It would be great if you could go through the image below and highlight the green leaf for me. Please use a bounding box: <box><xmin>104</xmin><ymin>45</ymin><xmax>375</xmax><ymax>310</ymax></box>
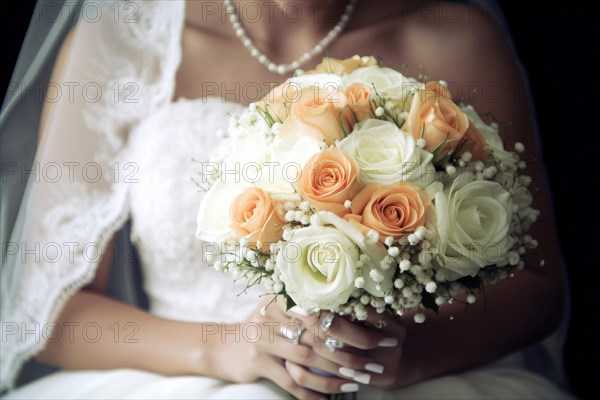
<box><xmin>421</xmin><ymin>292</ymin><xmax>439</xmax><ymax>314</ymax></box>
<box><xmin>278</xmin><ymin>286</ymin><xmax>296</xmax><ymax>311</ymax></box>
<box><xmin>457</xmin><ymin>276</ymin><xmax>482</xmax><ymax>290</ymax></box>
<box><xmin>284</xmin><ymin>294</ymin><xmax>296</xmax><ymax>311</ymax></box>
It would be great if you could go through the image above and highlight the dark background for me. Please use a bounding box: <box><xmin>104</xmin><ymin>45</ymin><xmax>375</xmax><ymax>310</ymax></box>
<box><xmin>498</xmin><ymin>3</ymin><xmax>599</xmax><ymax>399</ymax></box>
<box><xmin>2</xmin><ymin>1</ymin><xmax>599</xmax><ymax>399</ymax></box>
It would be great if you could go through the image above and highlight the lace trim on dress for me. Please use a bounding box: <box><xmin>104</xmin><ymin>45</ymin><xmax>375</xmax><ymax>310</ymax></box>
<box><xmin>0</xmin><ymin>1</ymin><xmax>185</xmax><ymax>391</ymax></box>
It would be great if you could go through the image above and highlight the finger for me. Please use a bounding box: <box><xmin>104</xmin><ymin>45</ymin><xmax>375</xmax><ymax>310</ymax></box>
<box><xmin>266</xmin><ymin>333</ymin><xmax>354</xmax><ymax>379</ymax></box>
<box><xmin>310</xmin><ymin>338</ymin><xmax>385</xmax><ymax>376</ymax></box>
<box><xmin>285</xmin><ymin>360</ymin><xmax>360</xmax><ymax>395</ymax></box>
<box><xmin>287</xmin><ymin>330</ymin><xmax>383</xmax><ymax>383</ymax></box>
<box><xmin>285</xmin><ymin>306</ymin><xmax>321</xmax><ymax>330</ymax></box>
<box><xmin>264</xmin><ymin>359</ymin><xmax>326</xmax><ymax>400</ymax></box>
<box><xmin>273</xmin><ymin>322</ymin><xmax>383</xmax><ymax>382</ymax></box>
<box><xmin>363</xmin><ymin>307</ymin><xmax>392</xmax><ymax>327</ymax></box>
<box><xmin>362</xmin><ymin>307</ymin><xmax>405</xmax><ymax>334</ymax></box>
<box><xmin>285</xmin><ymin>306</ymin><xmax>388</xmax><ymax>350</ymax></box>
<box><xmin>368</xmin><ymin>369</ymin><xmax>398</xmax><ymax>387</ymax></box>
<box><xmin>317</xmin><ymin>312</ymin><xmax>399</xmax><ymax>350</ymax></box>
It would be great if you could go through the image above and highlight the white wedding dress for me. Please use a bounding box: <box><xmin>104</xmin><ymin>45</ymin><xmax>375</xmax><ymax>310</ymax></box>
<box><xmin>6</xmin><ymin>95</ymin><xmax>571</xmax><ymax>400</ymax></box>
<box><xmin>2</xmin><ymin>1</ymin><xmax>572</xmax><ymax>399</ymax></box>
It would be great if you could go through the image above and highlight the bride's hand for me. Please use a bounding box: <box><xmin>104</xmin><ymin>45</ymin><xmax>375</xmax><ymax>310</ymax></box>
<box><xmin>207</xmin><ymin>298</ymin><xmax>405</xmax><ymax>398</ymax></box>
<box><xmin>208</xmin><ymin>297</ymin><xmax>356</xmax><ymax>399</ymax></box>
<box><xmin>286</xmin><ymin>306</ymin><xmax>406</xmax><ymax>389</ymax></box>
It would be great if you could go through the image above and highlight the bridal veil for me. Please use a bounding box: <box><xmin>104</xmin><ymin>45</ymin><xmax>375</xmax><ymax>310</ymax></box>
<box><xmin>0</xmin><ymin>0</ymin><xmax>185</xmax><ymax>390</ymax></box>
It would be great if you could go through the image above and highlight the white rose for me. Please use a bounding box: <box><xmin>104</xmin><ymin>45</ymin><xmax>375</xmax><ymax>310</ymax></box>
<box><xmin>256</xmin><ymin>130</ymin><xmax>322</xmax><ymax>201</ymax></box>
<box><xmin>313</xmin><ymin>211</ymin><xmax>393</xmax><ymax>297</ymax></box>
<box><xmin>460</xmin><ymin>105</ymin><xmax>518</xmax><ymax>170</ymax></box>
<box><xmin>196</xmin><ymin>180</ymin><xmax>247</xmax><ymax>243</ymax></box>
<box><xmin>219</xmin><ymin>130</ymin><xmax>271</xmax><ymax>178</ymax></box>
<box><xmin>287</xmin><ymin>73</ymin><xmax>343</xmax><ymax>92</ymax></box>
<box><xmin>277</xmin><ymin>211</ymin><xmax>393</xmax><ymax>310</ymax></box>
<box><xmin>342</xmin><ymin>66</ymin><xmax>421</xmax><ymax>100</ymax></box>
<box><xmin>277</xmin><ymin>225</ymin><xmax>360</xmax><ymax>311</ymax></box>
<box><xmin>430</xmin><ymin>172</ymin><xmax>513</xmax><ymax>279</ymax></box>
<box><xmin>338</xmin><ymin>119</ymin><xmax>435</xmax><ymax>188</ymax></box>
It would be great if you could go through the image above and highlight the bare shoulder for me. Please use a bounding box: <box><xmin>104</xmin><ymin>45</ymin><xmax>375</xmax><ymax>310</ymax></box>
<box><xmin>390</xmin><ymin>3</ymin><xmax>564</xmax><ymax>289</ymax></box>
<box><xmin>395</xmin><ymin>2</ymin><xmax>522</xmax><ymax>109</ymax></box>
<box><xmin>344</xmin><ymin>1</ymin><xmax>523</xmax><ymax>115</ymax></box>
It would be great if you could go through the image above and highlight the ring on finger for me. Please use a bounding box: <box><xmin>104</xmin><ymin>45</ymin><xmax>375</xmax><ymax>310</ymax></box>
<box><xmin>325</xmin><ymin>337</ymin><xmax>344</xmax><ymax>353</ymax></box>
<box><xmin>280</xmin><ymin>321</ymin><xmax>304</xmax><ymax>345</ymax></box>
<box><xmin>291</xmin><ymin>325</ymin><xmax>304</xmax><ymax>344</ymax></box>
<box><xmin>321</xmin><ymin>313</ymin><xmax>335</xmax><ymax>333</ymax></box>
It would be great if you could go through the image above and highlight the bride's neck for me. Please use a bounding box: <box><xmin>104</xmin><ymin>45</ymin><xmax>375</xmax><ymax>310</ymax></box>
<box><xmin>236</xmin><ymin>0</ymin><xmax>348</xmax><ymax>41</ymax></box>
<box><xmin>186</xmin><ymin>0</ymin><xmax>349</xmax><ymax>61</ymax></box>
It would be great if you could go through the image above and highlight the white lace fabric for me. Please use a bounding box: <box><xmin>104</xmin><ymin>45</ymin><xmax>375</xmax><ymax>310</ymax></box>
<box><xmin>127</xmin><ymin>97</ymin><xmax>263</xmax><ymax>324</ymax></box>
<box><xmin>0</xmin><ymin>1</ymin><xmax>185</xmax><ymax>390</ymax></box>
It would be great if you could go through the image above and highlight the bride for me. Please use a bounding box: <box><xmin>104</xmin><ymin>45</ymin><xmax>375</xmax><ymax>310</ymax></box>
<box><xmin>1</xmin><ymin>0</ymin><xmax>572</xmax><ymax>398</ymax></box>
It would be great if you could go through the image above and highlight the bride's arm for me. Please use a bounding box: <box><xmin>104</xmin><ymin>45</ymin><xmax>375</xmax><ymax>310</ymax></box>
<box><xmin>33</xmin><ymin>243</ymin><xmax>337</xmax><ymax>400</ymax></box>
<box><xmin>35</xmin><ymin>268</ymin><xmax>207</xmax><ymax>376</ymax></box>
<box><xmin>33</xmin><ymin>235</ymin><xmax>206</xmax><ymax>375</ymax></box>
<box><xmin>395</xmin><ymin>266</ymin><xmax>564</xmax><ymax>386</ymax></box>
<box><xmin>385</xmin><ymin>16</ymin><xmax>566</xmax><ymax>387</ymax></box>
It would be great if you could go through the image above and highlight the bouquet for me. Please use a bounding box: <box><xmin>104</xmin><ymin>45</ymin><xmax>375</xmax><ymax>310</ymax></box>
<box><xmin>195</xmin><ymin>55</ymin><xmax>541</xmax><ymax>322</ymax></box>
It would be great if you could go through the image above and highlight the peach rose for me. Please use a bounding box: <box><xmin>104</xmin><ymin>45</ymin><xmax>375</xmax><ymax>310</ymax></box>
<box><xmin>279</xmin><ymin>86</ymin><xmax>356</xmax><ymax>146</ymax></box>
<box><xmin>229</xmin><ymin>187</ymin><xmax>284</xmax><ymax>250</ymax></box>
<box><xmin>424</xmin><ymin>80</ymin><xmax>452</xmax><ymax>100</ymax></box>
<box><xmin>307</xmin><ymin>55</ymin><xmax>379</xmax><ymax>76</ymax></box>
<box><xmin>295</xmin><ymin>147</ymin><xmax>362</xmax><ymax>216</ymax></box>
<box><xmin>402</xmin><ymin>81</ymin><xmax>469</xmax><ymax>160</ymax></box>
<box><xmin>457</xmin><ymin>122</ymin><xmax>488</xmax><ymax>161</ymax></box>
<box><xmin>257</xmin><ymin>83</ymin><xmax>299</xmax><ymax>122</ymax></box>
<box><xmin>345</xmin><ymin>83</ymin><xmax>375</xmax><ymax>122</ymax></box>
<box><xmin>345</xmin><ymin>182</ymin><xmax>430</xmax><ymax>241</ymax></box>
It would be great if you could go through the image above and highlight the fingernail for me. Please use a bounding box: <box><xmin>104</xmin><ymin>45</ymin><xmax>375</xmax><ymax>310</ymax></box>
<box><xmin>341</xmin><ymin>383</ymin><xmax>359</xmax><ymax>392</ymax></box>
<box><xmin>365</xmin><ymin>363</ymin><xmax>385</xmax><ymax>374</ymax></box>
<box><xmin>338</xmin><ymin>367</ymin><xmax>355</xmax><ymax>378</ymax></box>
<box><xmin>353</xmin><ymin>372</ymin><xmax>371</xmax><ymax>384</ymax></box>
<box><xmin>378</xmin><ymin>337</ymin><xmax>398</xmax><ymax>347</ymax></box>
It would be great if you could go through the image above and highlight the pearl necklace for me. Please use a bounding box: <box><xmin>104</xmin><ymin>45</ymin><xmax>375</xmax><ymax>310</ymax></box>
<box><xmin>223</xmin><ymin>0</ymin><xmax>358</xmax><ymax>76</ymax></box>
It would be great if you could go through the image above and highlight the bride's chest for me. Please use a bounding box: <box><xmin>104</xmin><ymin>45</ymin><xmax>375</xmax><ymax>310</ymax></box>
<box><xmin>126</xmin><ymin>99</ymin><xmax>243</xmax><ymax>265</ymax></box>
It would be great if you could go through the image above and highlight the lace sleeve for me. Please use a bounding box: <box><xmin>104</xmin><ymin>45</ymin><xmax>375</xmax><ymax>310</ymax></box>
<box><xmin>0</xmin><ymin>0</ymin><xmax>184</xmax><ymax>390</ymax></box>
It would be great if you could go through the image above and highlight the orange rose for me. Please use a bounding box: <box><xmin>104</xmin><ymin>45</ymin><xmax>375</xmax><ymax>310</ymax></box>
<box><xmin>257</xmin><ymin>83</ymin><xmax>299</xmax><ymax>122</ymax></box>
<box><xmin>402</xmin><ymin>81</ymin><xmax>469</xmax><ymax>160</ymax></box>
<box><xmin>229</xmin><ymin>187</ymin><xmax>284</xmax><ymax>251</ymax></box>
<box><xmin>345</xmin><ymin>83</ymin><xmax>375</xmax><ymax>122</ymax></box>
<box><xmin>279</xmin><ymin>86</ymin><xmax>356</xmax><ymax>146</ymax></box>
<box><xmin>457</xmin><ymin>122</ymin><xmax>488</xmax><ymax>161</ymax></box>
<box><xmin>424</xmin><ymin>80</ymin><xmax>453</xmax><ymax>100</ymax></box>
<box><xmin>345</xmin><ymin>182</ymin><xmax>430</xmax><ymax>241</ymax></box>
<box><xmin>307</xmin><ymin>55</ymin><xmax>379</xmax><ymax>76</ymax></box>
<box><xmin>295</xmin><ymin>147</ymin><xmax>362</xmax><ymax>216</ymax></box>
